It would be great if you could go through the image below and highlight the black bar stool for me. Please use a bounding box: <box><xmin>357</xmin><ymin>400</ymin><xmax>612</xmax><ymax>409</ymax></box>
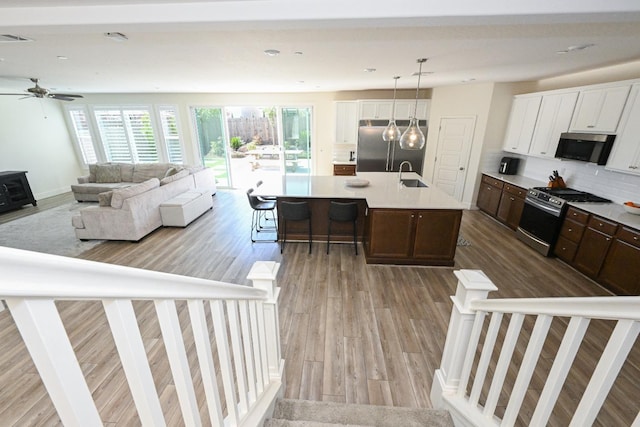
<box><xmin>327</xmin><ymin>201</ymin><xmax>358</xmax><ymax>255</ymax></box>
<box><xmin>279</xmin><ymin>201</ymin><xmax>312</xmax><ymax>254</ymax></box>
<box><xmin>246</xmin><ymin>188</ymin><xmax>277</xmax><ymax>242</ymax></box>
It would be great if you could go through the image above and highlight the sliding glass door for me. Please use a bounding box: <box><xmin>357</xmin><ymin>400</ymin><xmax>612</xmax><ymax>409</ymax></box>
<box><xmin>191</xmin><ymin>105</ymin><xmax>312</xmax><ymax>189</ymax></box>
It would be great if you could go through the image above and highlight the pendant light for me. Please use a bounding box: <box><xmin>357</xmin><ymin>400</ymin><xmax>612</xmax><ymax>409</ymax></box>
<box><xmin>399</xmin><ymin>58</ymin><xmax>427</xmax><ymax>150</ymax></box>
<box><xmin>382</xmin><ymin>76</ymin><xmax>401</xmax><ymax>143</ymax></box>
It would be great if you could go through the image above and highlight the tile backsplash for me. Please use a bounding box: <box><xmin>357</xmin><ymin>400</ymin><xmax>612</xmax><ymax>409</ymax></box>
<box><xmin>517</xmin><ymin>155</ymin><xmax>640</xmax><ymax>204</ymax></box>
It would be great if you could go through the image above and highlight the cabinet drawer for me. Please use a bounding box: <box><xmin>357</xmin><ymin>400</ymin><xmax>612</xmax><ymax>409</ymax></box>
<box><xmin>616</xmin><ymin>227</ymin><xmax>640</xmax><ymax>248</ymax></box>
<box><xmin>560</xmin><ymin>219</ymin><xmax>586</xmax><ymax>243</ymax></box>
<box><xmin>555</xmin><ymin>236</ymin><xmax>579</xmax><ymax>263</ymax></box>
<box><xmin>481</xmin><ymin>175</ymin><xmax>504</xmax><ymax>189</ymax></box>
<box><xmin>587</xmin><ymin>216</ymin><xmax>618</xmax><ymax>236</ymax></box>
<box><xmin>565</xmin><ymin>207</ymin><xmax>589</xmax><ymax>225</ymax></box>
<box><xmin>503</xmin><ymin>184</ymin><xmax>526</xmax><ymax>199</ymax></box>
<box><xmin>333</xmin><ymin>164</ymin><xmax>356</xmax><ymax>176</ymax></box>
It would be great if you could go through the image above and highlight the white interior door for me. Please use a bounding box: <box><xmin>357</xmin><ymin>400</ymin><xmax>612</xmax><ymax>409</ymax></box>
<box><xmin>433</xmin><ymin>116</ymin><xmax>476</xmax><ymax>200</ymax></box>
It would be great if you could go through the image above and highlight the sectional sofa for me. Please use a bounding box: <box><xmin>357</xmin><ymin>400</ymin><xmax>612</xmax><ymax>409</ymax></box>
<box><xmin>71</xmin><ymin>163</ymin><xmax>216</xmax><ymax>241</ymax></box>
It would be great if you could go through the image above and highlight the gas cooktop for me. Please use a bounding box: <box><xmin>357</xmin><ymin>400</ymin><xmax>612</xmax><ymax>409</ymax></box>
<box><xmin>532</xmin><ymin>187</ymin><xmax>611</xmax><ymax>203</ymax></box>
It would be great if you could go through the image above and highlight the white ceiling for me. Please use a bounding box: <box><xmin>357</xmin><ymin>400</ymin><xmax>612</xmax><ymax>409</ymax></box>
<box><xmin>1</xmin><ymin>0</ymin><xmax>640</xmax><ymax>95</ymax></box>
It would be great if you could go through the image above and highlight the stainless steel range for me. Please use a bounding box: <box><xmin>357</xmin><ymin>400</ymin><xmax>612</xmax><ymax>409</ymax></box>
<box><xmin>516</xmin><ymin>187</ymin><xmax>611</xmax><ymax>256</ymax></box>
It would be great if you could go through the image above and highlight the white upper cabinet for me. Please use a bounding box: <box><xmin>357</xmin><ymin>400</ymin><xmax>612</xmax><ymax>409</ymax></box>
<box><xmin>359</xmin><ymin>101</ymin><xmax>393</xmax><ymax>119</ymax></box>
<box><xmin>335</xmin><ymin>101</ymin><xmax>358</xmax><ymax>145</ymax></box>
<box><xmin>502</xmin><ymin>95</ymin><xmax>542</xmax><ymax>154</ymax></box>
<box><xmin>569</xmin><ymin>85</ymin><xmax>631</xmax><ymax>133</ymax></box>
<box><xmin>528</xmin><ymin>92</ymin><xmax>579</xmax><ymax>158</ymax></box>
<box><xmin>359</xmin><ymin>100</ymin><xmax>430</xmax><ymax>120</ymax></box>
<box><xmin>606</xmin><ymin>83</ymin><xmax>640</xmax><ymax>175</ymax></box>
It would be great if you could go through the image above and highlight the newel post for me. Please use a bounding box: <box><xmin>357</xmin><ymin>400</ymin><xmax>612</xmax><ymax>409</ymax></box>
<box><xmin>431</xmin><ymin>269</ymin><xmax>497</xmax><ymax>408</ymax></box>
<box><xmin>247</xmin><ymin>261</ymin><xmax>284</xmax><ymax>380</ymax></box>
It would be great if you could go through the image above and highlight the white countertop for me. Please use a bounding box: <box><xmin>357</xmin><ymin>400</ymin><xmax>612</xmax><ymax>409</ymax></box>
<box><xmin>253</xmin><ymin>172</ymin><xmax>465</xmax><ymax>210</ymax></box>
<box><xmin>482</xmin><ymin>171</ymin><xmax>640</xmax><ymax>230</ymax></box>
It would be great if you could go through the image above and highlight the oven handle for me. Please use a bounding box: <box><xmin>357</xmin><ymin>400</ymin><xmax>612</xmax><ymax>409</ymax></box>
<box><xmin>524</xmin><ymin>197</ymin><xmax>563</xmax><ymax>217</ymax></box>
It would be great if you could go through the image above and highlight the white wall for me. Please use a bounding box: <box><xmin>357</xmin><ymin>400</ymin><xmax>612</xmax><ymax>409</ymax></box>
<box><xmin>0</xmin><ymin>97</ymin><xmax>84</xmax><ymax>199</ymax></box>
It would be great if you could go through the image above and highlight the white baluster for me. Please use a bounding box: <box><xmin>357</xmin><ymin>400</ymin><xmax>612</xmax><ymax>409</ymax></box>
<box><xmin>211</xmin><ymin>300</ymin><xmax>239</xmax><ymax>425</ymax></box>
<box><xmin>239</xmin><ymin>300</ymin><xmax>258</xmax><ymax>404</ymax></box>
<box><xmin>103</xmin><ymin>299</ymin><xmax>166</xmax><ymax>426</ymax></box>
<box><xmin>469</xmin><ymin>312</ymin><xmax>503</xmax><ymax>407</ymax></box>
<box><xmin>431</xmin><ymin>270</ymin><xmax>497</xmax><ymax>408</ymax></box>
<box><xmin>7</xmin><ymin>298</ymin><xmax>102</xmax><ymax>427</ymax></box>
<box><xmin>227</xmin><ymin>300</ymin><xmax>249</xmax><ymax>416</ymax></box>
<box><xmin>249</xmin><ymin>300</ymin><xmax>266</xmax><ymax>392</ymax></box>
<box><xmin>155</xmin><ymin>300</ymin><xmax>201</xmax><ymax>427</ymax></box>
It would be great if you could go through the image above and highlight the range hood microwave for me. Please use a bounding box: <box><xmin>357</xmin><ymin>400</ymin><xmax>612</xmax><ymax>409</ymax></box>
<box><xmin>554</xmin><ymin>132</ymin><xmax>616</xmax><ymax>165</ymax></box>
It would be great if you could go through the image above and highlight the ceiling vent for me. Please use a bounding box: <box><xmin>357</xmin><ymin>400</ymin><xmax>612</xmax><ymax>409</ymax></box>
<box><xmin>0</xmin><ymin>34</ymin><xmax>33</xmax><ymax>43</ymax></box>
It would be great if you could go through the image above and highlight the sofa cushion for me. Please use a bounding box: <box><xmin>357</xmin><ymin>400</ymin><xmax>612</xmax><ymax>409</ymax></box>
<box><xmin>111</xmin><ymin>178</ymin><xmax>160</xmax><ymax>209</ymax></box>
<box><xmin>119</xmin><ymin>163</ymin><xmax>135</xmax><ymax>182</ymax></box>
<box><xmin>132</xmin><ymin>164</ymin><xmax>172</xmax><ymax>183</ymax></box>
<box><xmin>88</xmin><ymin>164</ymin><xmax>98</xmax><ymax>183</ymax></box>
<box><xmin>96</xmin><ymin>164</ymin><xmax>122</xmax><ymax>183</ymax></box>
<box><xmin>160</xmin><ymin>169</ymin><xmax>189</xmax><ymax>186</ymax></box>
<box><xmin>98</xmin><ymin>191</ymin><xmax>113</xmax><ymax>207</ymax></box>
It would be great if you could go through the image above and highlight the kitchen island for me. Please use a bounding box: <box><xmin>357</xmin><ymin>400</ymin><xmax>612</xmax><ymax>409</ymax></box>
<box><xmin>253</xmin><ymin>172</ymin><xmax>465</xmax><ymax>266</ymax></box>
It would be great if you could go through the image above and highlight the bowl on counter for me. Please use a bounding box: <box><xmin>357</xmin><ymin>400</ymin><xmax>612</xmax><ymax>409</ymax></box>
<box><xmin>345</xmin><ymin>178</ymin><xmax>369</xmax><ymax>188</ymax></box>
<box><xmin>623</xmin><ymin>203</ymin><xmax>640</xmax><ymax>215</ymax></box>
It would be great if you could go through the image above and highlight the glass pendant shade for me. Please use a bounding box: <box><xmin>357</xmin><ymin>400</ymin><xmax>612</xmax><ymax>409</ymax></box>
<box><xmin>382</xmin><ymin>75</ymin><xmax>401</xmax><ymax>142</ymax></box>
<box><xmin>400</xmin><ymin>58</ymin><xmax>427</xmax><ymax>150</ymax></box>
<box><xmin>382</xmin><ymin>120</ymin><xmax>401</xmax><ymax>142</ymax></box>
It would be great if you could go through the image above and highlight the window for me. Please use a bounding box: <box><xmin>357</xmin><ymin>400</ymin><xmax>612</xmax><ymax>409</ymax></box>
<box><xmin>66</xmin><ymin>105</ymin><xmax>185</xmax><ymax>165</ymax></box>
<box><xmin>158</xmin><ymin>106</ymin><xmax>183</xmax><ymax>163</ymax></box>
<box><xmin>94</xmin><ymin>108</ymin><xmax>159</xmax><ymax>163</ymax></box>
<box><xmin>67</xmin><ymin>108</ymin><xmax>98</xmax><ymax>164</ymax></box>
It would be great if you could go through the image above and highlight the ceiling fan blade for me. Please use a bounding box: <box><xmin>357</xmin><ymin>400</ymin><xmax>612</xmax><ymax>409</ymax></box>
<box><xmin>0</xmin><ymin>93</ymin><xmax>27</xmax><ymax>96</ymax></box>
<box><xmin>48</xmin><ymin>95</ymin><xmax>77</xmax><ymax>101</ymax></box>
<box><xmin>50</xmin><ymin>93</ymin><xmax>83</xmax><ymax>100</ymax></box>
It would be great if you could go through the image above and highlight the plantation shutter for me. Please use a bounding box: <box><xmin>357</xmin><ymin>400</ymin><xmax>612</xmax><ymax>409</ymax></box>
<box><xmin>94</xmin><ymin>108</ymin><xmax>159</xmax><ymax>163</ymax></box>
<box><xmin>68</xmin><ymin>108</ymin><xmax>98</xmax><ymax>164</ymax></box>
<box><xmin>123</xmin><ymin>109</ymin><xmax>159</xmax><ymax>163</ymax></box>
<box><xmin>94</xmin><ymin>110</ymin><xmax>133</xmax><ymax>162</ymax></box>
<box><xmin>158</xmin><ymin>107</ymin><xmax>183</xmax><ymax>163</ymax></box>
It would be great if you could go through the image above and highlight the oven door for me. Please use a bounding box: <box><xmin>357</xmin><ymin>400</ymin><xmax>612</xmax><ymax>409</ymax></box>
<box><xmin>516</xmin><ymin>197</ymin><xmax>564</xmax><ymax>256</ymax></box>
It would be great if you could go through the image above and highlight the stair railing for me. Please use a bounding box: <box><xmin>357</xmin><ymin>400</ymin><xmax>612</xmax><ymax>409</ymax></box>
<box><xmin>431</xmin><ymin>269</ymin><xmax>640</xmax><ymax>427</ymax></box>
<box><xmin>0</xmin><ymin>246</ymin><xmax>284</xmax><ymax>427</ymax></box>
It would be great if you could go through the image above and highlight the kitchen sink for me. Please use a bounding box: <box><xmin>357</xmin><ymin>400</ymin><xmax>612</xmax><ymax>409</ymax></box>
<box><xmin>400</xmin><ymin>179</ymin><xmax>428</xmax><ymax>188</ymax></box>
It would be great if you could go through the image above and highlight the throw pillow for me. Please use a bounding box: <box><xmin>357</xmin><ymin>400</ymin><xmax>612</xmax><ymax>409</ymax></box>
<box><xmin>132</xmin><ymin>164</ymin><xmax>173</xmax><ymax>183</ymax></box>
<box><xmin>164</xmin><ymin>166</ymin><xmax>178</xmax><ymax>178</ymax></box>
<box><xmin>96</xmin><ymin>164</ymin><xmax>122</xmax><ymax>183</ymax></box>
<box><xmin>98</xmin><ymin>191</ymin><xmax>113</xmax><ymax>207</ymax></box>
<box><xmin>160</xmin><ymin>169</ymin><xmax>189</xmax><ymax>185</ymax></box>
<box><xmin>110</xmin><ymin>178</ymin><xmax>160</xmax><ymax>209</ymax></box>
<box><xmin>119</xmin><ymin>163</ymin><xmax>135</xmax><ymax>182</ymax></box>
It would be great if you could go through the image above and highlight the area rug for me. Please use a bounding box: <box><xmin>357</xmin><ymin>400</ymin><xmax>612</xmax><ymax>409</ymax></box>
<box><xmin>0</xmin><ymin>203</ymin><xmax>103</xmax><ymax>258</ymax></box>
<box><xmin>457</xmin><ymin>236</ymin><xmax>471</xmax><ymax>246</ymax></box>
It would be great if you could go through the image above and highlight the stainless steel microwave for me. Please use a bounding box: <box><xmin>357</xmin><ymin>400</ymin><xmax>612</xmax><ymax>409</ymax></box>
<box><xmin>554</xmin><ymin>132</ymin><xmax>616</xmax><ymax>165</ymax></box>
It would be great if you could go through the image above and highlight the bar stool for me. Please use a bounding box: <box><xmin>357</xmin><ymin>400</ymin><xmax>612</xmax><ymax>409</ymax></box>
<box><xmin>256</xmin><ymin>180</ymin><xmax>277</xmax><ymax>201</ymax></box>
<box><xmin>327</xmin><ymin>201</ymin><xmax>358</xmax><ymax>255</ymax></box>
<box><xmin>279</xmin><ymin>201</ymin><xmax>312</xmax><ymax>254</ymax></box>
<box><xmin>246</xmin><ymin>188</ymin><xmax>277</xmax><ymax>242</ymax></box>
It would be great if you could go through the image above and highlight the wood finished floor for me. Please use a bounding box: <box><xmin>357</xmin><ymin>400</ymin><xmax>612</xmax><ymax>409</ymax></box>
<box><xmin>0</xmin><ymin>190</ymin><xmax>637</xmax><ymax>426</ymax></box>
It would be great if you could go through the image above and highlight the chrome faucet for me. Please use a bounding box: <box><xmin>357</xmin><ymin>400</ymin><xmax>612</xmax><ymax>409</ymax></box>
<box><xmin>398</xmin><ymin>161</ymin><xmax>413</xmax><ymax>182</ymax></box>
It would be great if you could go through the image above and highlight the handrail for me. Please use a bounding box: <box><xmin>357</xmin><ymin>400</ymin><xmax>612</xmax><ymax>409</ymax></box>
<box><xmin>471</xmin><ymin>296</ymin><xmax>640</xmax><ymax>321</ymax></box>
<box><xmin>0</xmin><ymin>246</ymin><xmax>268</xmax><ymax>300</ymax></box>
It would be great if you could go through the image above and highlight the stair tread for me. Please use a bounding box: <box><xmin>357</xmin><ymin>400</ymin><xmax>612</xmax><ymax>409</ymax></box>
<box><xmin>271</xmin><ymin>399</ymin><xmax>454</xmax><ymax>427</ymax></box>
<box><xmin>265</xmin><ymin>420</ymin><xmax>373</xmax><ymax>427</ymax></box>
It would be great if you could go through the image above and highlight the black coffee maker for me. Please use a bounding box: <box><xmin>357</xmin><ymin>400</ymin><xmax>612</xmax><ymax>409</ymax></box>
<box><xmin>499</xmin><ymin>157</ymin><xmax>519</xmax><ymax>175</ymax></box>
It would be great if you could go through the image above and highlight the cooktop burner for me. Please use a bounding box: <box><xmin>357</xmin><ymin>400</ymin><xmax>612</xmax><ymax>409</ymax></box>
<box><xmin>532</xmin><ymin>187</ymin><xmax>611</xmax><ymax>203</ymax></box>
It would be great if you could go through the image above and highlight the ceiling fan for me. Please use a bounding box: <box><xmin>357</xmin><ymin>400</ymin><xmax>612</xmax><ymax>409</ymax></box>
<box><xmin>0</xmin><ymin>78</ymin><xmax>83</xmax><ymax>101</ymax></box>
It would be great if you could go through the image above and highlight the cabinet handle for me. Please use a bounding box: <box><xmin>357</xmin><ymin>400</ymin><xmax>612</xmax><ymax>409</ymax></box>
<box><xmin>419</xmin><ymin>215</ymin><xmax>423</xmax><ymax>219</ymax></box>
<box><xmin>510</xmin><ymin>197</ymin><xmax>515</xmax><ymax>201</ymax></box>
<box><xmin>511</xmin><ymin>147</ymin><xmax>517</xmax><ymax>150</ymax></box>
<box><xmin>572</xmin><ymin>213</ymin><xmax>578</xmax><ymax>216</ymax></box>
<box><xmin>411</xmin><ymin>214</ymin><xmax>415</xmax><ymax>218</ymax></box>
<box><xmin>599</xmin><ymin>222</ymin><xmax>603</xmax><ymax>227</ymax></box>
<box><xmin>634</xmin><ymin>236</ymin><xmax>638</xmax><ymax>241</ymax></box>
<box><xmin>587</xmin><ymin>125</ymin><xmax>595</xmax><ymax>128</ymax></box>
<box><xmin>630</xmin><ymin>166</ymin><xmax>638</xmax><ymax>169</ymax></box>
<box><xmin>459</xmin><ymin>167</ymin><xmax>464</xmax><ymax>171</ymax></box>
<box><xmin>606</xmin><ymin>237</ymin><xmax>611</xmax><ymax>241</ymax></box>
<box><xmin>541</xmin><ymin>151</ymin><xmax>546</xmax><ymax>154</ymax></box>
<box><xmin>568</xmin><ymin>228</ymin><xmax>573</xmax><ymax>232</ymax></box>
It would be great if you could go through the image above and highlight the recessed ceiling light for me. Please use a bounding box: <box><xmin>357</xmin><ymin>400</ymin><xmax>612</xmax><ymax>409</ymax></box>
<box><xmin>104</xmin><ymin>32</ymin><xmax>128</xmax><ymax>42</ymax></box>
<box><xmin>264</xmin><ymin>49</ymin><xmax>280</xmax><ymax>57</ymax></box>
<box><xmin>461</xmin><ymin>78</ymin><xmax>476</xmax><ymax>83</ymax></box>
<box><xmin>364</xmin><ymin>68</ymin><xmax>376</xmax><ymax>73</ymax></box>
<box><xmin>57</xmin><ymin>56</ymin><xmax>68</xmax><ymax>60</ymax></box>
<box><xmin>293</xmin><ymin>51</ymin><xmax>303</xmax><ymax>55</ymax></box>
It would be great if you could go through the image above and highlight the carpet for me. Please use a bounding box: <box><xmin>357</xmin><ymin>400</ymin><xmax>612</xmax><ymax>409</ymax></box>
<box><xmin>0</xmin><ymin>203</ymin><xmax>103</xmax><ymax>258</ymax></box>
<box><xmin>457</xmin><ymin>235</ymin><xmax>471</xmax><ymax>246</ymax></box>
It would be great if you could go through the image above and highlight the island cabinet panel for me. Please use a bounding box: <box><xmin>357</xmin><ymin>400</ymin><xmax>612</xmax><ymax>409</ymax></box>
<box><xmin>598</xmin><ymin>227</ymin><xmax>640</xmax><ymax>295</ymax></box>
<box><xmin>333</xmin><ymin>164</ymin><xmax>356</xmax><ymax>176</ymax></box>
<box><xmin>476</xmin><ymin>175</ymin><xmax>504</xmax><ymax>216</ymax></box>
<box><xmin>365</xmin><ymin>208</ymin><xmax>462</xmax><ymax>266</ymax></box>
<box><xmin>572</xmin><ymin>215</ymin><xmax>617</xmax><ymax>279</ymax></box>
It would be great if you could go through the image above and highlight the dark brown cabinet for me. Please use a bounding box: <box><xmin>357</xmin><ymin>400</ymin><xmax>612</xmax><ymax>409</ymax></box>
<box><xmin>598</xmin><ymin>228</ymin><xmax>640</xmax><ymax>295</ymax></box>
<box><xmin>333</xmin><ymin>164</ymin><xmax>356</xmax><ymax>176</ymax></box>
<box><xmin>365</xmin><ymin>208</ymin><xmax>462</xmax><ymax>266</ymax></box>
<box><xmin>0</xmin><ymin>171</ymin><xmax>36</xmax><ymax>213</ymax></box>
<box><xmin>476</xmin><ymin>175</ymin><xmax>503</xmax><ymax>216</ymax></box>
<box><xmin>555</xmin><ymin>207</ymin><xmax>640</xmax><ymax>295</ymax></box>
<box><xmin>496</xmin><ymin>183</ymin><xmax>526</xmax><ymax>230</ymax></box>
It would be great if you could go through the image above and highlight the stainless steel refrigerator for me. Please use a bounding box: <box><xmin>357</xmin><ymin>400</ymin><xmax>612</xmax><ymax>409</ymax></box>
<box><xmin>356</xmin><ymin>120</ymin><xmax>427</xmax><ymax>174</ymax></box>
